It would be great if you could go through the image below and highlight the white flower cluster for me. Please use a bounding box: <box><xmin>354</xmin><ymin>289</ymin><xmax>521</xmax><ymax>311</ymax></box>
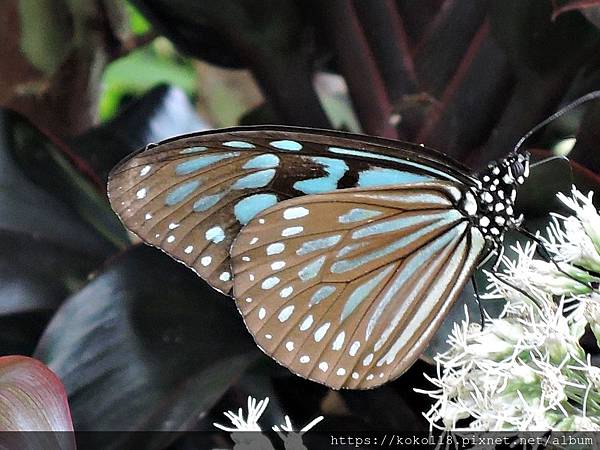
<box><xmin>213</xmin><ymin>396</ymin><xmax>324</xmax><ymax>450</ymax></box>
<box><xmin>418</xmin><ymin>187</ymin><xmax>600</xmax><ymax>432</ymax></box>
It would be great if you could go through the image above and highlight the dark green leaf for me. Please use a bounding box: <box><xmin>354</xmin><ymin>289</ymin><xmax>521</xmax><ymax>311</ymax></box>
<box><xmin>72</xmin><ymin>85</ymin><xmax>208</xmax><ymax>182</ymax></box>
<box><xmin>35</xmin><ymin>246</ymin><xmax>259</xmax><ymax>449</ymax></box>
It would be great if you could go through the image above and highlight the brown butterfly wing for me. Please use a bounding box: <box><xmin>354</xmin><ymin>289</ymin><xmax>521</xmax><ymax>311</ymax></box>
<box><xmin>108</xmin><ymin>127</ymin><xmax>475</xmax><ymax>294</ymax></box>
<box><xmin>231</xmin><ymin>182</ymin><xmax>485</xmax><ymax>389</ymax></box>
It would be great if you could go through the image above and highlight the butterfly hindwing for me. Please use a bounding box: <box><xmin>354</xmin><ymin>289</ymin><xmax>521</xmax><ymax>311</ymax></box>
<box><xmin>231</xmin><ymin>182</ymin><xmax>485</xmax><ymax>389</ymax></box>
<box><xmin>107</xmin><ymin>127</ymin><xmax>477</xmax><ymax>294</ymax></box>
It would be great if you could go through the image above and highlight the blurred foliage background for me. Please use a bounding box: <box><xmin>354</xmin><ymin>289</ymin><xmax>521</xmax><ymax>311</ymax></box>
<box><xmin>3</xmin><ymin>0</ymin><xmax>600</xmax><ymax>448</ymax></box>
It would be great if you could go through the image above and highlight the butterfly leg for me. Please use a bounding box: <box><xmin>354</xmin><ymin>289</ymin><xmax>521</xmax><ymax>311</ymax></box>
<box><xmin>516</xmin><ymin>226</ymin><xmax>595</xmax><ymax>292</ymax></box>
<box><xmin>471</xmin><ymin>276</ymin><xmax>486</xmax><ymax>330</ymax></box>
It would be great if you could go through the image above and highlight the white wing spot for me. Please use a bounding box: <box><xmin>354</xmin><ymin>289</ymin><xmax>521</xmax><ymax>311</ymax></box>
<box><xmin>285</xmin><ymin>341</ymin><xmax>295</xmax><ymax>351</ymax></box>
<box><xmin>280</xmin><ymin>286</ymin><xmax>293</xmax><ymax>298</ymax></box>
<box><xmin>362</xmin><ymin>353</ymin><xmax>374</xmax><ymax>366</ymax></box>
<box><xmin>259</xmin><ymin>218</ymin><xmax>265</xmax><ymax>224</ymax></box>
<box><xmin>136</xmin><ymin>188</ymin><xmax>147</xmax><ymax>199</ymax></box>
<box><xmin>278</xmin><ymin>305</ymin><xmax>294</xmax><ymax>322</ymax></box>
<box><xmin>245</xmin><ymin>297</ymin><xmax>252</xmax><ymax>303</ymax></box>
<box><xmin>367</xmin><ymin>374</ymin><xmax>374</xmax><ymax>381</ymax></box>
<box><xmin>168</xmin><ymin>222</ymin><xmax>180</xmax><ymax>230</ymax></box>
<box><xmin>184</xmin><ymin>245</ymin><xmax>194</xmax><ymax>254</ymax></box>
<box><xmin>299</xmin><ymin>355</ymin><xmax>310</xmax><ymax>364</ymax></box>
<box><xmin>242</xmin><ymin>256</ymin><xmax>251</xmax><ymax>262</ymax></box>
<box><xmin>258</xmin><ymin>307</ymin><xmax>266</xmax><ymax>320</ymax></box>
<box><xmin>205</xmin><ymin>226</ymin><xmax>225</xmax><ymax>243</ymax></box>
<box><xmin>140</xmin><ymin>165</ymin><xmax>151</xmax><ymax>176</ymax></box>
<box><xmin>249</xmin><ymin>274</ymin><xmax>255</xmax><ymax>281</ymax></box>
<box><xmin>271</xmin><ymin>261</ymin><xmax>286</xmax><ymax>270</ymax></box>
<box><xmin>349</xmin><ymin>341</ymin><xmax>360</xmax><ymax>356</ymax></box>
<box><xmin>314</xmin><ymin>322</ymin><xmax>331</xmax><ymax>342</ymax></box>
<box><xmin>167</xmin><ymin>235</ymin><xmax>176</xmax><ymax>243</ymax></box>
<box><xmin>300</xmin><ymin>315</ymin><xmax>313</xmax><ymax>331</ymax></box>
<box><xmin>267</xmin><ymin>243</ymin><xmax>285</xmax><ymax>255</ymax></box>
<box><xmin>336</xmin><ymin>368</ymin><xmax>346</xmax><ymax>376</ymax></box>
<box><xmin>318</xmin><ymin>362</ymin><xmax>329</xmax><ymax>372</ymax></box>
<box><xmin>265</xmin><ymin>334</ymin><xmax>272</xmax><ymax>340</ymax></box>
<box><xmin>332</xmin><ymin>331</ymin><xmax>345</xmax><ymax>351</ymax></box>
<box><xmin>155</xmin><ymin>233</ymin><xmax>160</xmax><ymax>238</ymax></box>
<box><xmin>200</xmin><ymin>256</ymin><xmax>212</xmax><ymax>266</ymax></box>
<box><xmin>282</xmin><ymin>226</ymin><xmax>303</xmax><ymax>237</ymax></box>
<box><xmin>283</xmin><ymin>206</ymin><xmax>309</xmax><ymax>220</ymax></box>
<box><xmin>250</xmin><ymin>237</ymin><xmax>259</xmax><ymax>245</ymax></box>
<box><xmin>262</xmin><ymin>276</ymin><xmax>280</xmax><ymax>290</ymax></box>
<box><xmin>144</xmin><ymin>213</ymin><xmax>152</xmax><ymax>220</ymax></box>
<box><xmin>219</xmin><ymin>272</ymin><xmax>231</xmax><ymax>281</ymax></box>
<box><xmin>352</xmin><ymin>372</ymin><xmax>359</xmax><ymax>380</ymax></box>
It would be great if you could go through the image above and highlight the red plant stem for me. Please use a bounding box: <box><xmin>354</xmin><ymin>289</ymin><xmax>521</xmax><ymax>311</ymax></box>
<box><xmin>322</xmin><ymin>0</ymin><xmax>398</xmax><ymax>138</ymax></box>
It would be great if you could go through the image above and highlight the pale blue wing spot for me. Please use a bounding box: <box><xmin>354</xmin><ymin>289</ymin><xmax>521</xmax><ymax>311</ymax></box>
<box><xmin>352</xmin><ymin>210</ymin><xmax>459</xmax><ymax>239</ymax></box>
<box><xmin>309</xmin><ymin>285</ymin><xmax>337</xmax><ymax>306</ymax></box>
<box><xmin>296</xmin><ymin>235</ymin><xmax>341</xmax><ymax>256</ymax></box>
<box><xmin>298</xmin><ymin>255</ymin><xmax>327</xmax><ymax>281</ymax></box>
<box><xmin>231</xmin><ymin>169</ymin><xmax>276</xmax><ymax>190</ymax></box>
<box><xmin>193</xmin><ymin>192</ymin><xmax>226</xmax><ymax>212</ymax></box>
<box><xmin>242</xmin><ymin>154</ymin><xmax>280</xmax><ymax>169</ymax></box>
<box><xmin>269</xmin><ymin>140</ymin><xmax>302</xmax><ymax>151</ymax></box>
<box><xmin>205</xmin><ymin>226</ymin><xmax>225</xmax><ymax>243</ymax></box>
<box><xmin>293</xmin><ymin>157</ymin><xmax>349</xmax><ymax>194</ymax></box>
<box><xmin>339</xmin><ymin>208</ymin><xmax>383</xmax><ymax>224</ymax></box>
<box><xmin>175</xmin><ymin>152</ymin><xmax>239</xmax><ymax>175</ymax></box>
<box><xmin>180</xmin><ymin>146</ymin><xmax>208</xmax><ymax>154</ymax></box>
<box><xmin>358</xmin><ymin>168</ymin><xmax>433</xmax><ymax>187</ymax></box>
<box><xmin>366</xmin><ymin>223</ymin><xmax>464</xmax><ymax>343</ymax></box>
<box><xmin>340</xmin><ymin>265</ymin><xmax>395</xmax><ymax>321</ymax></box>
<box><xmin>329</xmin><ymin>147</ymin><xmax>459</xmax><ymax>181</ymax></box>
<box><xmin>332</xmin><ymin>212</ymin><xmax>463</xmax><ymax>273</ymax></box>
<box><xmin>223</xmin><ymin>141</ymin><xmax>255</xmax><ymax>149</ymax></box>
<box><xmin>165</xmin><ymin>180</ymin><xmax>201</xmax><ymax>205</ymax></box>
<box><xmin>234</xmin><ymin>193</ymin><xmax>278</xmax><ymax>225</ymax></box>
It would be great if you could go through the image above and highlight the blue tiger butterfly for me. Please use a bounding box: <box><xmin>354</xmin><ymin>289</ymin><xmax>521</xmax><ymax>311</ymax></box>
<box><xmin>107</xmin><ymin>125</ymin><xmax>530</xmax><ymax>389</ymax></box>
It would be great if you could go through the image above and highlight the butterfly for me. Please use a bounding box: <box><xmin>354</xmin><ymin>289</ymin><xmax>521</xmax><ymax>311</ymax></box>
<box><xmin>107</xmin><ymin>126</ymin><xmax>530</xmax><ymax>390</ymax></box>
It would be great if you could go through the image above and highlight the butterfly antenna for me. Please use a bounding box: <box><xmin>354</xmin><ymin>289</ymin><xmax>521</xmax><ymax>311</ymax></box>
<box><xmin>513</xmin><ymin>90</ymin><xmax>600</xmax><ymax>154</ymax></box>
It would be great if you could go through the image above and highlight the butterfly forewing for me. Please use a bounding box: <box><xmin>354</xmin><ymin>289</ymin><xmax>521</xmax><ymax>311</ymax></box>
<box><xmin>107</xmin><ymin>127</ymin><xmax>477</xmax><ymax>294</ymax></box>
<box><xmin>231</xmin><ymin>182</ymin><xmax>485</xmax><ymax>389</ymax></box>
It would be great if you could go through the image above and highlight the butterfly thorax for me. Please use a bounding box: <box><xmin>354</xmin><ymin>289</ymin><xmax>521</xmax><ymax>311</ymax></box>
<box><xmin>471</xmin><ymin>152</ymin><xmax>530</xmax><ymax>241</ymax></box>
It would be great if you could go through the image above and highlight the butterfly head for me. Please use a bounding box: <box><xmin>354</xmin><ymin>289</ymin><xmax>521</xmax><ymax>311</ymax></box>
<box><xmin>475</xmin><ymin>152</ymin><xmax>530</xmax><ymax>240</ymax></box>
